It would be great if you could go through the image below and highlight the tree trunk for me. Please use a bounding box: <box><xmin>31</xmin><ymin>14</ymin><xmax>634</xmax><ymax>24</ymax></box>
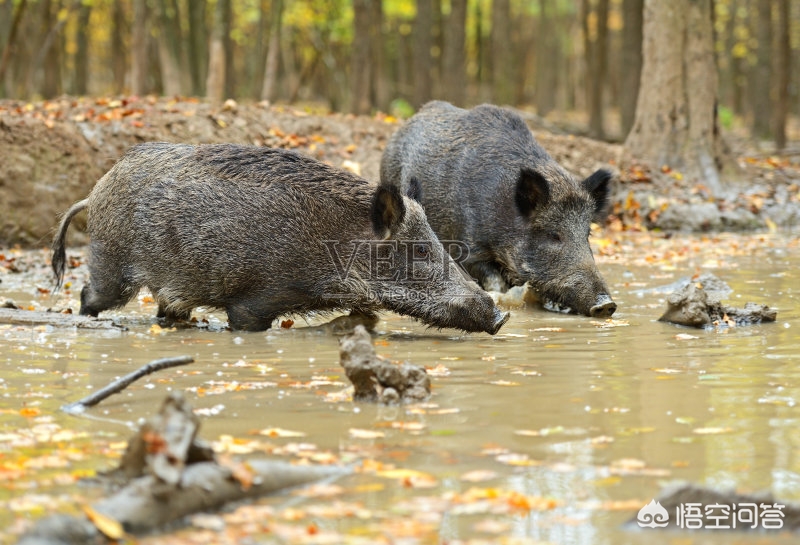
<box><xmin>620</xmin><ymin>0</ymin><xmax>643</xmax><ymax>138</ymax></box>
<box><xmin>187</xmin><ymin>0</ymin><xmax>207</xmax><ymax>96</ymax></box>
<box><xmin>773</xmin><ymin>0</ymin><xmax>790</xmax><ymax>150</ymax></box>
<box><xmin>206</xmin><ymin>0</ymin><xmax>231</xmax><ymax>102</ymax></box>
<box><xmin>585</xmin><ymin>0</ymin><xmax>609</xmax><ymax>139</ymax></box>
<box><xmin>369</xmin><ymin>0</ymin><xmax>388</xmax><ymax>111</ymax></box>
<box><xmin>624</xmin><ymin>0</ymin><xmax>730</xmax><ymax>194</ymax></box>
<box><xmin>111</xmin><ymin>0</ymin><xmax>126</xmax><ymax>94</ymax></box>
<box><xmin>490</xmin><ymin>0</ymin><xmax>512</xmax><ymax>104</ymax></box>
<box><xmin>442</xmin><ymin>0</ymin><xmax>467</xmax><ymax>107</ymax></box>
<box><xmin>130</xmin><ymin>0</ymin><xmax>149</xmax><ymax>95</ymax></box>
<box><xmin>413</xmin><ymin>0</ymin><xmax>433</xmax><ymax>109</ymax></box>
<box><xmin>535</xmin><ymin>0</ymin><xmax>557</xmax><ymax>117</ymax></box>
<box><xmin>351</xmin><ymin>0</ymin><xmax>372</xmax><ymax>114</ymax></box>
<box><xmin>71</xmin><ymin>1</ymin><xmax>91</xmax><ymax>95</ymax></box>
<box><xmin>751</xmin><ymin>0</ymin><xmax>772</xmax><ymax>139</ymax></box>
<box><xmin>261</xmin><ymin>0</ymin><xmax>283</xmax><ymax>102</ymax></box>
<box><xmin>0</xmin><ymin>0</ymin><xmax>28</xmax><ymax>96</ymax></box>
<box><xmin>154</xmin><ymin>0</ymin><xmax>186</xmax><ymax>96</ymax></box>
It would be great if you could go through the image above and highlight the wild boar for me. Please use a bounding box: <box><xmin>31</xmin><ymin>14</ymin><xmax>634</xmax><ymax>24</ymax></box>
<box><xmin>380</xmin><ymin>101</ymin><xmax>616</xmax><ymax>317</ymax></box>
<box><xmin>52</xmin><ymin>143</ymin><xmax>509</xmax><ymax>333</ymax></box>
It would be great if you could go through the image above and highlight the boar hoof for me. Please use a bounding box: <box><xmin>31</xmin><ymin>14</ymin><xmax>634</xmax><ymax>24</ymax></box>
<box><xmin>589</xmin><ymin>294</ymin><xmax>617</xmax><ymax>318</ymax></box>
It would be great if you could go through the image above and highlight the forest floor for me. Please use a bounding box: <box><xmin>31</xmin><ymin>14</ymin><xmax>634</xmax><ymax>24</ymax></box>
<box><xmin>1</xmin><ymin>95</ymin><xmax>799</xmax><ymax>247</ymax></box>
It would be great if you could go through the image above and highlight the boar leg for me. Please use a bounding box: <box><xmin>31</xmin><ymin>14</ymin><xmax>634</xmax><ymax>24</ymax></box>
<box><xmin>466</xmin><ymin>261</ymin><xmax>510</xmax><ymax>293</ymax></box>
<box><xmin>156</xmin><ymin>303</ymin><xmax>192</xmax><ymax>323</ymax></box>
<box><xmin>225</xmin><ymin>302</ymin><xmax>277</xmax><ymax>332</ymax></box>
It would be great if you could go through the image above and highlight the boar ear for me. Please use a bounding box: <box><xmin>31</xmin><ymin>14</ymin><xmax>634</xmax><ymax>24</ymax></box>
<box><xmin>407</xmin><ymin>177</ymin><xmax>423</xmax><ymax>203</ymax></box>
<box><xmin>515</xmin><ymin>169</ymin><xmax>550</xmax><ymax>218</ymax></box>
<box><xmin>371</xmin><ymin>184</ymin><xmax>406</xmax><ymax>239</ymax></box>
<box><xmin>582</xmin><ymin>169</ymin><xmax>613</xmax><ymax>222</ymax></box>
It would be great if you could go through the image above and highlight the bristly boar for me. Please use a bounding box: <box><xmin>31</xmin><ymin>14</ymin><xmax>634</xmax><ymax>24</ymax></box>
<box><xmin>379</xmin><ymin>101</ymin><xmax>617</xmax><ymax>317</ymax></box>
<box><xmin>51</xmin><ymin>143</ymin><xmax>510</xmax><ymax>333</ymax></box>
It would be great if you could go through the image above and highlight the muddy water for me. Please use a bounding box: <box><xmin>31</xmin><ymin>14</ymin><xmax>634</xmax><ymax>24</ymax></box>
<box><xmin>1</xmin><ymin>232</ymin><xmax>799</xmax><ymax>544</ymax></box>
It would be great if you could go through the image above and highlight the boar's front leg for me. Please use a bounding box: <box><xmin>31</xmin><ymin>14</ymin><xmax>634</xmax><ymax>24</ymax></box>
<box><xmin>156</xmin><ymin>304</ymin><xmax>193</xmax><ymax>324</ymax></box>
<box><xmin>466</xmin><ymin>261</ymin><xmax>510</xmax><ymax>293</ymax></box>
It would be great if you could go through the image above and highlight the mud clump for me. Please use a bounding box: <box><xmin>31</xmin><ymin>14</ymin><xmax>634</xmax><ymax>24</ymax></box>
<box><xmin>339</xmin><ymin>325</ymin><xmax>430</xmax><ymax>404</ymax></box>
<box><xmin>658</xmin><ymin>274</ymin><xmax>777</xmax><ymax>328</ymax></box>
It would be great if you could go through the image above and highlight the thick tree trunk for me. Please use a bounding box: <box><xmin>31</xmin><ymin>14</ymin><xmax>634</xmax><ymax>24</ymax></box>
<box><xmin>443</xmin><ymin>0</ymin><xmax>467</xmax><ymax>107</ymax></box>
<box><xmin>370</xmin><ymin>0</ymin><xmax>389</xmax><ymax>111</ymax></box>
<box><xmin>413</xmin><ymin>0</ymin><xmax>433</xmax><ymax>108</ymax></box>
<box><xmin>751</xmin><ymin>0</ymin><xmax>772</xmax><ymax>139</ymax></box>
<box><xmin>773</xmin><ymin>0</ymin><xmax>790</xmax><ymax>150</ymax></box>
<box><xmin>261</xmin><ymin>0</ymin><xmax>283</xmax><ymax>102</ymax></box>
<box><xmin>351</xmin><ymin>0</ymin><xmax>372</xmax><ymax>114</ymax></box>
<box><xmin>130</xmin><ymin>0</ymin><xmax>148</xmax><ymax>95</ymax></box>
<box><xmin>624</xmin><ymin>0</ymin><xmax>729</xmax><ymax>194</ymax></box>
<box><xmin>490</xmin><ymin>0</ymin><xmax>512</xmax><ymax>104</ymax></box>
<box><xmin>620</xmin><ymin>0</ymin><xmax>643</xmax><ymax>138</ymax></box>
<box><xmin>206</xmin><ymin>0</ymin><xmax>231</xmax><ymax>102</ymax></box>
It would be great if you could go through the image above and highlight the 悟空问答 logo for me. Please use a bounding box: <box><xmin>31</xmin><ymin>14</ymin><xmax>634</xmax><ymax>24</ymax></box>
<box><xmin>637</xmin><ymin>499</ymin><xmax>670</xmax><ymax>528</ymax></box>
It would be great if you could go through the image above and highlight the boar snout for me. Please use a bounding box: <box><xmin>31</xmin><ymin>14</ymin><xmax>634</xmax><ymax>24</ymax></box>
<box><xmin>589</xmin><ymin>294</ymin><xmax>617</xmax><ymax>318</ymax></box>
<box><xmin>489</xmin><ymin>308</ymin><xmax>510</xmax><ymax>335</ymax></box>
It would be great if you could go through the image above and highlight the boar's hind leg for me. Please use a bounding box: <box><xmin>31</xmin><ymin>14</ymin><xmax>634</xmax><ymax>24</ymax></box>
<box><xmin>225</xmin><ymin>303</ymin><xmax>277</xmax><ymax>332</ymax></box>
<box><xmin>79</xmin><ymin>280</ymin><xmax>133</xmax><ymax>317</ymax></box>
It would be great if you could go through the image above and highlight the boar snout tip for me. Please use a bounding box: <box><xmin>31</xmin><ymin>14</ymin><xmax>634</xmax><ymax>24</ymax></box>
<box><xmin>589</xmin><ymin>294</ymin><xmax>616</xmax><ymax>318</ymax></box>
<box><xmin>488</xmin><ymin>308</ymin><xmax>510</xmax><ymax>335</ymax></box>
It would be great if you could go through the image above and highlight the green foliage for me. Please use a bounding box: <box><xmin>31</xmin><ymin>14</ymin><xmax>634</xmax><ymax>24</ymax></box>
<box><xmin>717</xmin><ymin>105</ymin><xmax>735</xmax><ymax>130</ymax></box>
<box><xmin>389</xmin><ymin>98</ymin><xmax>415</xmax><ymax>119</ymax></box>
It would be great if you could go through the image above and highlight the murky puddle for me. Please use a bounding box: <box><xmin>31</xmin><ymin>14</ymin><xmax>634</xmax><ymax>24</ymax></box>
<box><xmin>1</xmin><ymin>232</ymin><xmax>798</xmax><ymax>544</ymax></box>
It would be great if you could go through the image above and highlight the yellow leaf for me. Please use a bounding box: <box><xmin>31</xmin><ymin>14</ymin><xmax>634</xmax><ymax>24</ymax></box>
<box><xmin>258</xmin><ymin>427</ymin><xmax>306</xmax><ymax>438</ymax></box>
<box><xmin>83</xmin><ymin>505</ymin><xmax>126</xmax><ymax>540</ymax></box>
<box><xmin>348</xmin><ymin>428</ymin><xmax>385</xmax><ymax>439</ymax></box>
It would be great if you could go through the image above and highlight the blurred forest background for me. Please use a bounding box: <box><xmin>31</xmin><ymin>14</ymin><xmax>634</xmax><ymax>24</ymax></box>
<box><xmin>0</xmin><ymin>0</ymin><xmax>796</xmax><ymax>147</ymax></box>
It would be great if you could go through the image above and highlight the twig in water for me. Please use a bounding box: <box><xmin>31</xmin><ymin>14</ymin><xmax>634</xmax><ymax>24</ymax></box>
<box><xmin>62</xmin><ymin>356</ymin><xmax>195</xmax><ymax>413</ymax></box>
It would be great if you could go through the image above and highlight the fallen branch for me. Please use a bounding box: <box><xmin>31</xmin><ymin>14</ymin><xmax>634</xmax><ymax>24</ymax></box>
<box><xmin>0</xmin><ymin>307</ymin><xmax>125</xmax><ymax>330</ymax></box>
<box><xmin>18</xmin><ymin>393</ymin><xmax>350</xmax><ymax>545</ymax></box>
<box><xmin>62</xmin><ymin>356</ymin><xmax>195</xmax><ymax>413</ymax></box>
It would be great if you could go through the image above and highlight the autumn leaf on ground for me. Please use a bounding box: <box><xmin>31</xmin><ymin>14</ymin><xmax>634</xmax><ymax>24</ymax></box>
<box><xmin>348</xmin><ymin>428</ymin><xmax>385</xmax><ymax>439</ymax></box>
<box><xmin>693</xmin><ymin>426</ymin><xmax>733</xmax><ymax>435</ymax></box>
<box><xmin>460</xmin><ymin>469</ymin><xmax>499</xmax><ymax>482</ymax></box>
<box><xmin>258</xmin><ymin>427</ymin><xmax>307</xmax><ymax>438</ymax></box>
<box><xmin>83</xmin><ymin>505</ymin><xmax>126</xmax><ymax>540</ymax></box>
<box><xmin>218</xmin><ymin>455</ymin><xmax>255</xmax><ymax>491</ymax></box>
<box><xmin>376</xmin><ymin>468</ymin><xmax>438</xmax><ymax>488</ymax></box>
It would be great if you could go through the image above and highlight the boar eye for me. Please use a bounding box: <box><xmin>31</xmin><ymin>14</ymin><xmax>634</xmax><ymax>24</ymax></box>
<box><xmin>549</xmin><ymin>232</ymin><xmax>562</xmax><ymax>243</ymax></box>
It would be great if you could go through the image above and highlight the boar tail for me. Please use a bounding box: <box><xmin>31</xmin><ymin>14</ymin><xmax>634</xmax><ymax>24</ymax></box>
<box><xmin>52</xmin><ymin>198</ymin><xmax>89</xmax><ymax>291</ymax></box>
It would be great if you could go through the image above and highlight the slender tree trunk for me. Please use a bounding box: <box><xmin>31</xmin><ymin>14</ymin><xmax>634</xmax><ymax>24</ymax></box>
<box><xmin>351</xmin><ymin>0</ymin><xmax>372</xmax><ymax>114</ymax></box>
<box><xmin>111</xmin><ymin>0</ymin><xmax>126</xmax><ymax>94</ymax></box>
<box><xmin>773</xmin><ymin>0</ymin><xmax>790</xmax><ymax>149</ymax></box>
<box><xmin>586</xmin><ymin>0</ymin><xmax>609</xmax><ymax>139</ymax></box>
<box><xmin>0</xmin><ymin>0</ymin><xmax>28</xmax><ymax>96</ymax></box>
<box><xmin>413</xmin><ymin>0</ymin><xmax>433</xmax><ymax>108</ymax></box>
<box><xmin>130</xmin><ymin>0</ymin><xmax>148</xmax><ymax>95</ymax></box>
<box><xmin>71</xmin><ymin>1</ymin><xmax>91</xmax><ymax>95</ymax></box>
<box><xmin>620</xmin><ymin>0</ymin><xmax>643</xmax><ymax>138</ymax></box>
<box><xmin>625</xmin><ymin>0</ymin><xmax>730</xmax><ymax>193</ymax></box>
<box><xmin>187</xmin><ymin>0</ymin><xmax>207</xmax><ymax>96</ymax></box>
<box><xmin>535</xmin><ymin>0</ymin><xmax>557</xmax><ymax>117</ymax></box>
<box><xmin>751</xmin><ymin>0</ymin><xmax>772</xmax><ymax>138</ymax></box>
<box><xmin>369</xmin><ymin>0</ymin><xmax>388</xmax><ymax>111</ymax></box>
<box><xmin>490</xmin><ymin>0</ymin><xmax>512</xmax><ymax>104</ymax></box>
<box><xmin>206</xmin><ymin>0</ymin><xmax>230</xmax><ymax>102</ymax></box>
<box><xmin>442</xmin><ymin>0</ymin><xmax>467</xmax><ymax>107</ymax></box>
<box><xmin>261</xmin><ymin>0</ymin><xmax>283</xmax><ymax>102</ymax></box>
<box><xmin>154</xmin><ymin>0</ymin><xmax>187</xmax><ymax>96</ymax></box>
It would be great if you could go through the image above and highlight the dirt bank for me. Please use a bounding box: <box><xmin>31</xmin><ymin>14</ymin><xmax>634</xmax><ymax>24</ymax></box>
<box><xmin>1</xmin><ymin>96</ymin><xmax>798</xmax><ymax>247</ymax></box>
